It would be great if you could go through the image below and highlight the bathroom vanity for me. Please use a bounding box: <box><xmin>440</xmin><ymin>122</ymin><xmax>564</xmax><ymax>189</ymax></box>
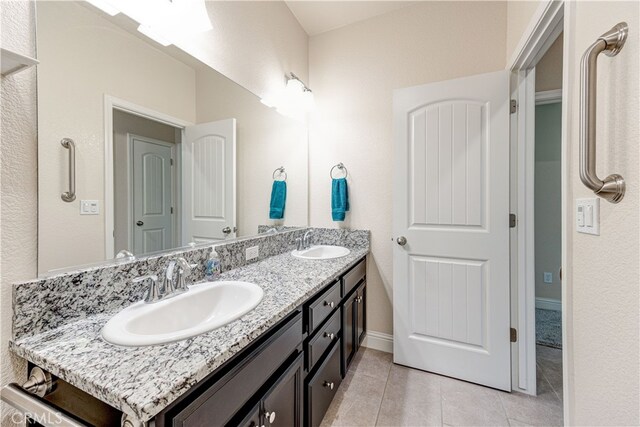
<box><xmin>8</xmin><ymin>228</ymin><xmax>370</xmax><ymax>427</ymax></box>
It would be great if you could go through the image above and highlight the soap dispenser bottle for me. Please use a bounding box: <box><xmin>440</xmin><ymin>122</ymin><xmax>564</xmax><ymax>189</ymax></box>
<box><xmin>205</xmin><ymin>248</ymin><xmax>221</xmax><ymax>281</ymax></box>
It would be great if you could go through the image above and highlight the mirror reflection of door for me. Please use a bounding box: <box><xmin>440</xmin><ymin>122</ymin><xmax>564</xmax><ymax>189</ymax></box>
<box><xmin>113</xmin><ymin>110</ymin><xmax>181</xmax><ymax>256</ymax></box>
<box><xmin>131</xmin><ymin>136</ymin><xmax>174</xmax><ymax>254</ymax></box>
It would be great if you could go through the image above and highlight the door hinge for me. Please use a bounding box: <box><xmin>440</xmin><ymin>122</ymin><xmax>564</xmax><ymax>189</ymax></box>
<box><xmin>171</xmin><ymin>207</ymin><xmax>174</xmax><ymax>214</ymax></box>
<box><xmin>510</xmin><ymin>328</ymin><xmax>517</xmax><ymax>342</ymax></box>
<box><xmin>509</xmin><ymin>213</ymin><xmax>517</xmax><ymax>228</ymax></box>
<box><xmin>170</xmin><ymin>159</ymin><xmax>174</xmax><ymax>166</ymax></box>
<box><xmin>510</xmin><ymin>99</ymin><xmax>517</xmax><ymax>114</ymax></box>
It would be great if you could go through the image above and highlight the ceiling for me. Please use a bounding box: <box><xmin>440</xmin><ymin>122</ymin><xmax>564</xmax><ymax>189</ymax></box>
<box><xmin>284</xmin><ymin>1</ymin><xmax>415</xmax><ymax>36</ymax></box>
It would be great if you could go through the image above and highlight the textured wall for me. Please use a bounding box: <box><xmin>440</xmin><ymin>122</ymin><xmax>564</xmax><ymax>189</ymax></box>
<box><xmin>0</xmin><ymin>1</ymin><xmax>37</xmax><ymax>425</ymax></box>
<box><xmin>308</xmin><ymin>1</ymin><xmax>508</xmax><ymax>335</ymax></box>
<box><xmin>565</xmin><ymin>1</ymin><xmax>639</xmax><ymax>423</ymax></box>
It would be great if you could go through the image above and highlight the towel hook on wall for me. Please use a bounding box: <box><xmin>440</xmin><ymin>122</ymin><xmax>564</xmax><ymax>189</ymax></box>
<box><xmin>272</xmin><ymin>166</ymin><xmax>287</xmax><ymax>181</ymax></box>
<box><xmin>330</xmin><ymin>162</ymin><xmax>348</xmax><ymax>179</ymax></box>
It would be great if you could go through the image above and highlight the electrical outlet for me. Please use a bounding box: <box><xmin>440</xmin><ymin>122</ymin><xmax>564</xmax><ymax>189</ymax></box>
<box><xmin>245</xmin><ymin>245</ymin><xmax>259</xmax><ymax>261</ymax></box>
<box><xmin>543</xmin><ymin>272</ymin><xmax>553</xmax><ymax>284</ymax></box>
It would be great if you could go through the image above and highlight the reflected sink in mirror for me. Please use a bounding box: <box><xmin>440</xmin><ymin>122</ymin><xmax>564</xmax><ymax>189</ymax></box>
<box><xmin>101</xmin><ymin>281</ymin><xmax>263</xmax><ymax>346</ymax></box>
<box><xmin>292</xmin><ymin>245</ymin><xmax>350</xmax><ymax>260</ymax></box>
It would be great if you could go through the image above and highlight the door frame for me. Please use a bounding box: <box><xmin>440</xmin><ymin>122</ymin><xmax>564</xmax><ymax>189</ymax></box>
<box><xmin>127</xmin><ymin>133</ymin><xmax>179</xmax><ymax>253</ymax></box>
<box><xmin>507</xmin><ymin>0</ymin><xmax>568</xmax><ymax>410</ymax></box>
<box><xmin>104</xmin><ymin>95</ymin><xmax>191</xmax><ymax>259</ymax></box>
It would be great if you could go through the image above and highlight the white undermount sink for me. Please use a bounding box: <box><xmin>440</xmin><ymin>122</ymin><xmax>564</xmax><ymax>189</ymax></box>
<box><xmin>292</xmin><ymin>245</ymin><xmax>350</xmax><ymax>260</ymax></box>
<box><xmin>101</xmin><ymin>281</ymin><xmax>263</xmax><ymax>346</ymax></box>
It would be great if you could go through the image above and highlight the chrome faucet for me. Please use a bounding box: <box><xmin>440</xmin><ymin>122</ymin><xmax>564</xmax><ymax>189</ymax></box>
<box><xmin>135</xmin><ymin>259</ymin><xmax>198</xmax><ymax>303</ymax></box>
<box><xmin>302</xmin><ymin>230</ymin><xmax>314</xmax><ymax>250</ymax></box>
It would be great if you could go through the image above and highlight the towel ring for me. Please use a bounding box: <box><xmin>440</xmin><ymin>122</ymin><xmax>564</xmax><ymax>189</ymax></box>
<box><xmin>330</xmin><ymin>163</ymin><xmax>348</xmax><ymax>179</ymax></box>
<box><xmin>272</xmin><ymin>166</ymin><xmax>287</xmax><ymax>181</ymax></box>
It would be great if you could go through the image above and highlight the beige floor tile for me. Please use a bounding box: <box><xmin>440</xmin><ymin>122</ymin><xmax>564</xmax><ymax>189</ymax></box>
<box><xmin>349</xmin><ymin>348</ymin><xmax>393</xmax><ymax>380</ymax></box>
<box><xmin>322</xmin><ymin>369</ymin><xmax>388</xmax><ymax>426</ymax></box>
<box><xmin>440</xmin><ymin>376</ymin><xmax>509</xmax><ymax>426</ymax></box>
<box><xmin>499</xmin><ymin>378</ymin><xmax>563</xmax><ymax>427</ymax></box>
<box><xmin>376</xmin><ymin>364</ymin><xmax>442</xmax><ymax>426</ymax></box>
<box><xmin>508</xmin><ymin>418</ymin><xmax>534</xmax><ymax>426</ymax></box>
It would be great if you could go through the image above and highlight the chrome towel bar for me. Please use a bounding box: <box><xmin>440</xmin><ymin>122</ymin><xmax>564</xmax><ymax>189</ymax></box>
<box><xmin>579</xmin><ymin>22</ymin><xmax>628</xmax><ymax>203</ymax></box>
<box><xmin>61</xmin><ymin>138</ymin><xmax>76</xmax><ymax>202</ymax></box>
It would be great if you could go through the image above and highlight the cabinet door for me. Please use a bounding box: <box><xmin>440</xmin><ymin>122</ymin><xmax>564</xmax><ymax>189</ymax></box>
<box><xmin>262</xmin><ymin>353</ymin><xmax>303</xmax><ymax>427</ymax></box>
<box><xmin>356</xmin><ymin>283</ymin><xmax>367</xmax><ymax>347</ymax></box>
<box><xmin>237</xmin><ymin>404</ymin><xmax>261</xmax><ymax>427</ymax></box>
<box><xmin>341</xmin><ymin>292</ymin><xmax>356</xmax><ymax>376</ymax></box>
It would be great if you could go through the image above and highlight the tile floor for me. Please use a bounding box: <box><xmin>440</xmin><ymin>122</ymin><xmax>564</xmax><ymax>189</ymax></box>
<box><xmin>321</xmin><ymin>345</ymin><xmax>563</xmax><ymax>427</ymax></box>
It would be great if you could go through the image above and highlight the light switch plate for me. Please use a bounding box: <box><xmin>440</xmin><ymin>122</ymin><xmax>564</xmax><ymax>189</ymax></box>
<box><xmin>80</xmin><ymin>200</ymin><xmax>99</xmax><ymax>215</ymax></box>
<box><xmin>543</xmin><ymin>272</ymin><xmax>553</xmax><ymax>284</ymax></box>
<box><xmin>245</xmin><ymin>245</ymin><xmax>259</xmax><ymax>261</ymax></box>
<box><xmin>576</xmin><ymin>198</ymin><xmax>599</xmax><ymax>235</ymax></box>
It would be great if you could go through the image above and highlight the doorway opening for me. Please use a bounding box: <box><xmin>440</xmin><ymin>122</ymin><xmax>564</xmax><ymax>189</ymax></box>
<box><xmin>533</xmin><ymin>32</ymin><xmax>564</xmax><ymax>403</ymax></box>
<box><xmin>113</xmin><ymin>109</ymin><xmax>183</xmax><ymax>256</ymax></box>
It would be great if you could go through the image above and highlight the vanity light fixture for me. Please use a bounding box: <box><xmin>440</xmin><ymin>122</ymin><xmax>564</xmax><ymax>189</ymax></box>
<box><xmin>261</xmin><ymin>73</ymin><xmax>315</xmax><ymax>120</ymax></box>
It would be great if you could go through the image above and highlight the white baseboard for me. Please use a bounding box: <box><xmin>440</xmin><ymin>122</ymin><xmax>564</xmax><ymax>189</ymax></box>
<box><xmin>536</xmin><ymin>297</ymin><xmax>562</xmax><ymax>311</ymax></box>
<box><xmin>362</xmin><ymin>331</ymin><xmax>393</xmax><ymax>353</ymax></box>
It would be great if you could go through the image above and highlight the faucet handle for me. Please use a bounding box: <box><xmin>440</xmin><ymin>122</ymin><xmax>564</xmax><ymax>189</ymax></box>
<box><xmin>175</xmin><ymin>258</ymin><xmax>197</xmax><ymax>292</ymax></box>
<box><xmin>133</xmin><ymin>275</ymin><xmax>162</xmax><ymax>303</ymax></box>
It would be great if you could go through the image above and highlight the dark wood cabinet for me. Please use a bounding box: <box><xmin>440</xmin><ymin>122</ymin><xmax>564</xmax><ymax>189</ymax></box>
<box><xmin>306</xmin><ymin>341</ymin><xmax>342</xmax><ymax>427</ymax></box>
<box><xmin>153</xmin><ymin>257</ymin><xmax>367</xmax><ymax>427</ymax></box>
<box><xmin>262</xmin><ymin>353</ymin><xmax>303</xmax><ymax>427</ymax></box>
<box><xmin>341</xmin><ymin>280</ymin><xmax>367</xmax><ymax>377</ymax></box>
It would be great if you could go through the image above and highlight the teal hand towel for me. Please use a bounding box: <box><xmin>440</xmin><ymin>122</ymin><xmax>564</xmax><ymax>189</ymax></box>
<box><xmin>331</xmin><ymin>178</ymin><xmax>349</xmax><ymax>221</ymax></box>
<box><xmin>269</xmin><ymin>180</ymin><xmax>287</xmax><ymax>219</ymax></box>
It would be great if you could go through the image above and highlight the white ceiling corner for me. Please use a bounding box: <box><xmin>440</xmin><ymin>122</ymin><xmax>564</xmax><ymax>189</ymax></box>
<box><xmin>284</xmin><ymin>1</ymin><xmax>416</xmax><ymax>37</ymax></box>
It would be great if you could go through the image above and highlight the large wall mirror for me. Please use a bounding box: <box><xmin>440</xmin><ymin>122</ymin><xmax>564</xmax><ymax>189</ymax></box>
<box><xmin>36</xmin><ymin>1</ymin><xmax>308</xmax><ymax>275</ymax></box>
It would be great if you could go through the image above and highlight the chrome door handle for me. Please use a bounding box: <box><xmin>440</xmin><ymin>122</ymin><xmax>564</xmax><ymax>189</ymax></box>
<box><xmin>222</xmin><ymin>226</ymin><xmax>232</xmax><ymax>235</ymax></box>
<box><xmin>579</xmin><ymin>22</ymin><xmax>627</xmax><ymax>203</ymax></box>
<box><xmin>136</xmin><ymin>221</ymin><xmax>144</xmax><ymax>226</ymax></box>
<box><xmin>396</xmin><ymin>236</ymin><xmax>407</xmax><ymax>246</ymax></box>
<box><xmin>60</xmin><ymin>138</ymin><xmax>76</xmax><ymax>202</ymax></box>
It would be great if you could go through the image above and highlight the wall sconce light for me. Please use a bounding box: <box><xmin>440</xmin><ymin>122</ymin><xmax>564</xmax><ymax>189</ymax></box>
<box><xmin>261</xmin><ymin>73</ymin><xmax>315</xmax><ymax>120</ymax></box>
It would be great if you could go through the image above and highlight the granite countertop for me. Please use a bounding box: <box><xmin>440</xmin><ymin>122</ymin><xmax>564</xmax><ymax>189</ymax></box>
<box><xmin>9</xmin><ymin>248</ymin><xmax>368</xmax><ymax>422</ymax></box>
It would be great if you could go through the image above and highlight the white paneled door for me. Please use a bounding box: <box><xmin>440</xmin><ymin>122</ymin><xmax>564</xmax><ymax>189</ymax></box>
<box><xmin>183</xmin><ymin>119</ymin><xmax>236</xmax><ymax>244</ymax></box>
<box><xmin>132</xmin><ymin>137</ymin><xmax>174</xmax><ymax>255</ymax></box>
<box><xmin>393</xmin><ymin>71</ymin><xmax>511</xmax><ymax>390</ymax></box>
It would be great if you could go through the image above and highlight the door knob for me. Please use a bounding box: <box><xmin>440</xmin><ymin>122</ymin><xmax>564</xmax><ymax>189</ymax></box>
<box><xmin>136</xmin><ymin>221</ymin><xmax>144</xmax><ymax>227</ymax></box>
<box><xmin>323</xmin><ymin>381</ymin><xmax>335</xmax><ymax>390</ymax></box>
<box><xmin>222</xmin><ymin>226</ymin><xmax>231</xmax><ymax>235</ymax></box>
<box><xmin>396</xmin><ymin>236</ymin><xmax>407</xmax><ymax>246</ymax></box>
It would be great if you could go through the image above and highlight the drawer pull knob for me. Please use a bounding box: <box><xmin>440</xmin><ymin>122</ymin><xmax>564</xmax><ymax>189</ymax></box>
<box><xmin>356</xmin><ymin>296</ymin><xmax>363</xmax><ymax>303</ymax></box>
<box><xmin>324</xmin><ymin>332</ymin><xmax>335</xmax><ymax>340</ymax></box>
<box><xmin>323</xmin><ymin>301</ymin><xmax>335</xmax><ymax>308</ymax></box>
<box><xmin>265</xmin><ymin>411</ymin><xmax>276</xmax><ymax>423</ymax></box>
<box><xmin>323</xmin><ymin>381</ymin><xmax>335</xmax><ymax>390</ymax></box>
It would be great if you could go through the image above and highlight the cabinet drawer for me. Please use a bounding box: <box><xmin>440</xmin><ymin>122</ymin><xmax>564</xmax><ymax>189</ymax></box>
<box><xmin>307</xmin><ymin>341</ymin><xmax>342</xmax><ymax>427</ymax></box>
<box><xmin>176</xmin><ymin>313</ymin><xmax>303</xmax><ymax>427</ymax></box>
<box><xmin>342</xmin><ymin>258</ymin><xmax>365</xmax><ymax>297</ymax></box>
<box><xmin>306</xmin><ymin>310</ymin><xmax>341</xmax><ymax>370</ymax></box>
<box><xmin>307</xmin><ymin>281</ymin><xmax>340</xmax><ymax>333</ymax></box>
